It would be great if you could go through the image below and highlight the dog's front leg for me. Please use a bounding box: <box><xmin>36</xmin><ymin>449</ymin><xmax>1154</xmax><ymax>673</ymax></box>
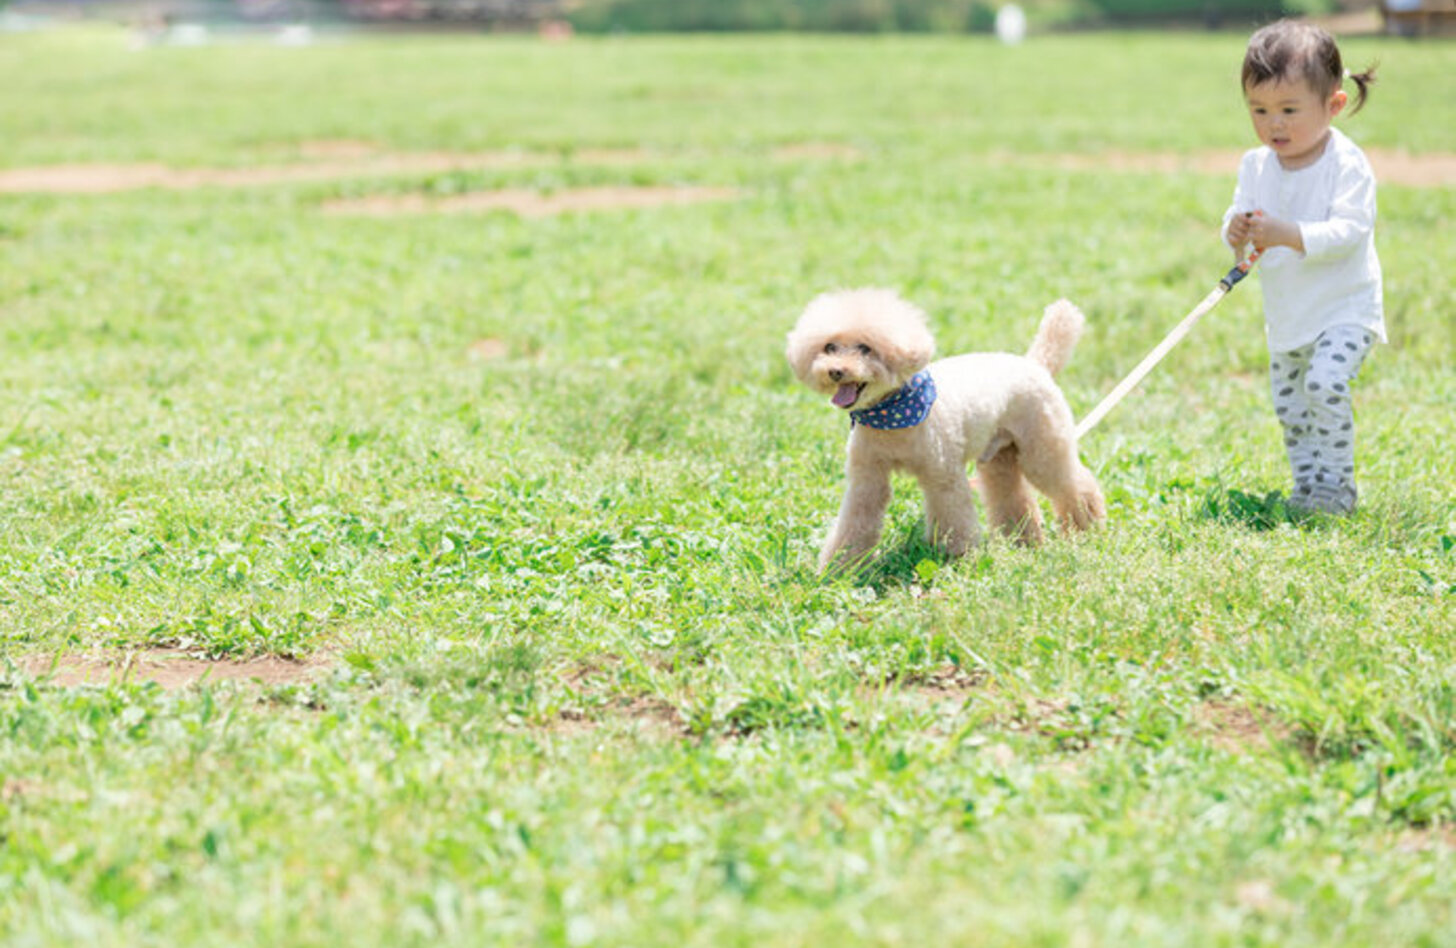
<box><xmin>819</xmin><ymin>463</ymin><xmax>891</xmax><ymax>574</ymax></box>
<box><xmin>919</xmin><ymin>470</ymin><xmax>981</xmax><ymax>556</ymax></box>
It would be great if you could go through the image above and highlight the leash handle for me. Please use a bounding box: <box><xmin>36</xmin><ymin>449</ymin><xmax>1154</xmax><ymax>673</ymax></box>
<box><xmin>1219</xmin><ymin>244</ymin><xmax>1264</xmax><ymax>291</ymax></box>
<box><xmin>1220</xmin><ymin>211</ymin><xmax>1265</xmax><ymax>290</ymax></box>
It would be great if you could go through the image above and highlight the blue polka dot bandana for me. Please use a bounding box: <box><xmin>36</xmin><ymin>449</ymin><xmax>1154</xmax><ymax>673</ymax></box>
<box><xmin>850</xmin><ymin>371</ymin><xmax>937</xmax><ymax>429</ymax></box>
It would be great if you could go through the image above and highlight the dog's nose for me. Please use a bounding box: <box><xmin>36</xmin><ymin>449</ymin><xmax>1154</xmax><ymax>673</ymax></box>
<box><xmin>829</xmin><ymin>369</ymin><xmax>843</xmax><ymax>382</ymax></box>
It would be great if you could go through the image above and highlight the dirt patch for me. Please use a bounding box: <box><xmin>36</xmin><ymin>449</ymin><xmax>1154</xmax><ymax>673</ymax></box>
<box><xmin>554</xmin><ymin>657</ymin><xmax>687</xmax><ymax>737</ymax></box>
<box><xmin>1028</xmin><ymin>148</ymin><xmax>1456</xmax><ymax>189</ymax></box>
<box><xmin>6</xmin><ymin>141</ymin><xmax>1447</xmax><ymax>196</ymax></box>
<box><xmin>1357</xmin><ymin>149</ymin><xmax>1456</xmax><ymax>188</ymax></box>
<box><xmin>467</xmin><ymin>337</ymin><xmax>510</xmax><ymax>360</ymax></box>
<box><xmin>553</xmin><ymin>694</ymin><xmax>686</xmax><ymax>738</ymax></box>
<box><xmin>0</xmin><ymin>140</ymin><xmax>845</xmax><ymax>195</ymax></box>
<box><xmin>888</xmin><ymin>664</ymin><xmax>986</xmax><ymax>703</ymax></box>
<box><xmin>320</xmin><ymin>185</ymin><xmax>745</xmax><ymax>217</ymax></box>
<box><xmin>772</xmin><ymin>142</ymin><xmax>863</xmax><ymax>161</ymax></box>
<box><xmin>0</xmin><ymin>154</ymin><xmax>537</xmax><ymax>195</ymax></box>
<box><xmin>1</xmin><ymin>777</ymin><xmax>39</xmax><ymax>802</ymax></box>
<box><xmin>18</xmin><ymin>648</ymin><xmax>331</xmax><ymax>690</ymax></box>
<box><xmin>1233</xmin><ymin>879</ymin><xmax>1292</xmax><ymax>915</ymax></box>
<box><xmin>0</xmin><ymin>146</ymin><xmax>651</xmax><ymax>195</ymax></box>
<box><xmin>1395</xmin><ymin>826</ymin><xmax>1456</xmax><ymax>853</ymax></box>
<box><xmin>1196</xmin><ymin>700</ymin><xmax>1291</xmax><ymax>755</ymax></box>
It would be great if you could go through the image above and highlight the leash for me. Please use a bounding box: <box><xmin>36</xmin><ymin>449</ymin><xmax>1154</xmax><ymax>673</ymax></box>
<box><xmin>1075</xmin><ymin>239</ymin><xmax>1264</xmax><ymax>439</ymax></box>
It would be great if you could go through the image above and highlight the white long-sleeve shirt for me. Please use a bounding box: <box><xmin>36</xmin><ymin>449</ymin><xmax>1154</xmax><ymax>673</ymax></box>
<box><xmin>1221</xmin><ymin>127</ymin><xmax>1385</xmax><ymax>352</ymax></box>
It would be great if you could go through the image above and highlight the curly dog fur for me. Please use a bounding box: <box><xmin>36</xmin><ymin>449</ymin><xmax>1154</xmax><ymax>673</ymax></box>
<box><xmin>786</xmin><ymin>288</ymin><xmax>1105</xmax><ymax>572</ymax></box>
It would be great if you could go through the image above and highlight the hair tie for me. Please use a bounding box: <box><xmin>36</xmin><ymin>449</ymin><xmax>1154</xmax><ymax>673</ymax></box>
<box><xmin>1343</xmin><ymin>68</ymin><xmax>1352</xmax><ymax>80</ymax></box>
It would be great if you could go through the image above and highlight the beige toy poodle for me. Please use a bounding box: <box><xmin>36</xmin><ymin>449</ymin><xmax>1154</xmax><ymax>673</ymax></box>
<box><xmin>786</xmin><ymin>288</ymin><xmax>1105</xmax><ymax>573</ymax></box>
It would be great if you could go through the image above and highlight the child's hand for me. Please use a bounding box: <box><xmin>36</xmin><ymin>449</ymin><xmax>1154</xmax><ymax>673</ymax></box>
<box><xmin>1230</xmin><ymin>211</ymin><xmax>1305</xmax><ymax>254</ymax></box>
<box><xmin>1226</xmin><ymin>211</ymin><xmax>1257</xmax><ymax>249</ymax></box>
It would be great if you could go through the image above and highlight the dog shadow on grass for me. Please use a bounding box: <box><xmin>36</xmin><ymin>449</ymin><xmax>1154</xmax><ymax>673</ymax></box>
<box><xmin>838</xmin><ymin>486</ymin><xmax>1335</xmax><ymax>587</ymax></box>
<box><xmin>840</xmin><ymin>522</ymin><xmax>986</xmax><ymax>591</ymax></box>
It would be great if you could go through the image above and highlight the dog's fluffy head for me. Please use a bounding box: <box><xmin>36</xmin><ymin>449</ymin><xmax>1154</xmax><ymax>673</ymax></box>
<box><xmin>785</xmin><ymin>288</ymin><xmax>936</xmax><ymax>412</ymax></box>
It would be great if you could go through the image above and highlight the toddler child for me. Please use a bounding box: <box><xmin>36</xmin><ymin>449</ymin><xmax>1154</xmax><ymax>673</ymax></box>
<box><xmin>1222</xmin><ymin>19</ymin><xmax>1382</xmax><ymax>515</ymax></box>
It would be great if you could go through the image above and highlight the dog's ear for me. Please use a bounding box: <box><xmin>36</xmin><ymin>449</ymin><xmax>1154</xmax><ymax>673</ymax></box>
<box><xmin>784</xmin><ymin>323</ymin><xmax>823</xmax><ymax>384</ymax></box>
<box><xmin>785</xmin><ymin>291</ymin><xmax>843</xmax><ymax>383</ymax></box>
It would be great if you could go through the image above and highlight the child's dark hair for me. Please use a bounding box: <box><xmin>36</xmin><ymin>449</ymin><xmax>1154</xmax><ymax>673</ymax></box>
<box><xmin>1242</xmin><ymin>19</ymin><xmax>1377</xmax><ymax>115</ymax></box>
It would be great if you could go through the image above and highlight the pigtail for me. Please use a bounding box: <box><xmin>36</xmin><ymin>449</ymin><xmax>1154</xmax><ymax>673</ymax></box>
<box><xmin>1345</xmin><ymin>62</ymin><xmax>1377</xmax><ymax>115</ymax></box>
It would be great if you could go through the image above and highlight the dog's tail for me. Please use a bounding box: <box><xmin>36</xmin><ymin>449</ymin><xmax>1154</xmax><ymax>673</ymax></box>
<box><xmin>1026</xmin><ymin>299</ymin><xmax>1084</xmax><ymax>377</ymax></box>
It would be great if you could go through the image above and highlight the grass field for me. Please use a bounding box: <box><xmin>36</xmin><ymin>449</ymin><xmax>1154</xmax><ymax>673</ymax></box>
<box><xmin>1</xmin><ymin>24</ymin><xmax>1454</xmax><ymax>946</ymax></box>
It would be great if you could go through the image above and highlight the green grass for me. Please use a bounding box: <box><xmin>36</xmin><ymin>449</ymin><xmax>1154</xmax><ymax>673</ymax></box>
<box><xmin>2</xmin><ymin>24</ymin><xmax>1454</xmax><ymax>947</ymax></box>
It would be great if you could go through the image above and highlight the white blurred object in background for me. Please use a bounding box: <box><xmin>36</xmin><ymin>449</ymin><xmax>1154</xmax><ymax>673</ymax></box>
<box><xmin>995</xmin><ymin>4</ymin><xmax>1027</xmax><ymax>45</ymax></box>
<box><xmin>276</xmin><ymin>24</ymin><xmax>315</xmax><ymax>46</ymax></box>
<box><xmin>167</xmin><ymin>23</ymin><xmax>210</xmax><ymax>45</ymax></box>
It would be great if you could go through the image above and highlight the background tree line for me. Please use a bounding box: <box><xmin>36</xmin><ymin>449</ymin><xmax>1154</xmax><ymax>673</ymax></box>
<box><xmin>564</xmin><ymin>0</ymin><xmax>1337</xmax><ymax>33</ymax></box>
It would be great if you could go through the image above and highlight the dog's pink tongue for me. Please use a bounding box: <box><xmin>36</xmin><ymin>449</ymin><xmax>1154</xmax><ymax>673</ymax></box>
<box><xmin>832</xmin><ymin>383</ymin><xmax>860</xmax><ymax>408</ymax></box>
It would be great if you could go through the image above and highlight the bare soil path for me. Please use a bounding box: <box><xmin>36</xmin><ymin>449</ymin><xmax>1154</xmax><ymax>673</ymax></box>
<box><xmin>18</xmin><ymin>648</ymin><xmax>331</xmax><ymax>689</ymax></box>
<box><xmin>2</xmin><ymin>144</ymin><xmax>1450</xmax><ymax>202</ymax></box>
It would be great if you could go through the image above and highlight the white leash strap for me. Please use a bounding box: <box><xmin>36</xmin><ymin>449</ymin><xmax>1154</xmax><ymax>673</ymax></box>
<box><xmin>1076</xmin><ymin>244</ymin><xmax>1264</xmax><ymax>440</ymax></box>
<box><xmin>1075</xmin><ymin>284</ymin><xmax>1226</xmax><ymax>439</ymax></box>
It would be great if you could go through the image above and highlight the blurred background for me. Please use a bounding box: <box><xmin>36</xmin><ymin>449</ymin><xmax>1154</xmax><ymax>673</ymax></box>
<box><xmin>2</xmin><ymin>0</ymin><xmax>1450</xmax><ymax>37</ymax></box>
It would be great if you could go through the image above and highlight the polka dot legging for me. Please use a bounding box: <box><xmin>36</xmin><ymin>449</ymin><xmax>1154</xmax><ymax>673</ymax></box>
<box><xmin>1268</xmin><ymin>324</ymin><xmax>1375</xmax><ymax>510</ymax></box>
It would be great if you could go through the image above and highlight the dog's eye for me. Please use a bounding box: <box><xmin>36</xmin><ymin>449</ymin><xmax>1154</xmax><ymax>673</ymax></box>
<box><xmin>855</xmin><ymin>344</ymin><xmax>872</xmax><ymax>356</ymax></box>
<box><xmin>823</xmin><ymin>342</ymin><xmax>838</xmax><ymax>354</ymax></box>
